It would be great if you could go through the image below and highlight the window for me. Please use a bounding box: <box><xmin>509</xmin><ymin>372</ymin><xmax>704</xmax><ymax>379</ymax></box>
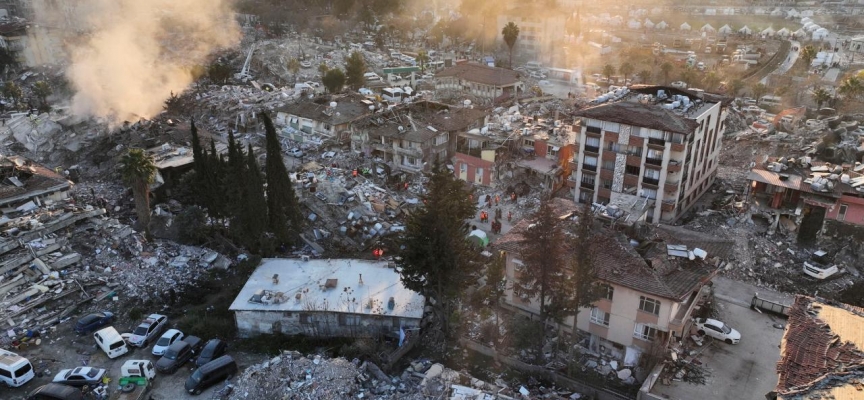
<box><xmin>639</xmin><ymin>296</ymin><xmax>661</xmax><ymax>315</ymax></box>
<box><xmin>0</xmin><ymin>368</ymin><xmax>12</xmax><ymax>378</ymax></box>
<box><xmin>600</xmin><ymin>284</ymin><xmax>614</xmax><ymax>300</ymax></box>
<box><xmin>524</xmin><ymin>139</ymin><xmax>535</xmax><ymax>147</ymax></box>
<box><xmin>435</xmin><ymin>134</ymin><xmax>448</xmax><ymax>145</ymax></box>
<box><xmin>625</xmin><ymin>165</ymin><xmax>640</xmax><ymax>176</ymax></box>
<box><xmin>324</xmin><ymin>124</ymin><xmax>331</xmax><ymax>131</ymax></box>
<box><xmin>585</xmin><ymin>137</ymin><xmax>601</xmax><ymax>148</ymax></box>
<box><xmin>548</xmin><ymin>145</ymin><xmax>559</xmax><ymax>156</ymax></box>
<box><xmin>839</xmin><ymin>204</ymin><xmax>848</xmax><ymax>221</ymax></box>
<box><xmin>644</xmin><ymin>169</ymin><xmax>660</xmax><ymax>180</ymax></box>
<box><xmin>300</xmin><ymin>313</ymin><xmax>310</xmax><ymax>324</ymax></box>
<box><xmin>627</xmin><ymin>145</ymin><xmax>642</xmax><ymax>156</ymax></box>
<box><xmin>590</xmin><ymin>308</ymin><xmax>610</xmax><ymax>326</ymax></box>
<box><xmin>584</xmin><ymin>155</ymin><xmax>598</xmax><ymax>166</ymax></box>
<box><xmin>634</xmin><ymin>323</ymin><xmax>658</xmax><ymax>341</ymax></box>
<box><xmin>642</xmin><ymin>188</ymin><xmax>657</xmax><ymax>199</ymax></box>
<box><xmin>602</xmin><ymin>160</ymin><xmax>615</xmax><ymax>170</ymax></box>
<box><xmin>603</xmin><ymin>121</ymin><xmax>620</xmax><ymax>133</ymax></box>
<box><xmin>476</xmin><ymin>168</ymin><xmax>484</xmax><ymax>183</ymax></box>
<box><xmin>601</xmin><ymin>179</ymin><xmax>613</xmax><ymax>189</ymax></box>
<box><xmin>460</xmin><ymin>163</ymin><xmax>467</xmax><ymax>173</ymax></box>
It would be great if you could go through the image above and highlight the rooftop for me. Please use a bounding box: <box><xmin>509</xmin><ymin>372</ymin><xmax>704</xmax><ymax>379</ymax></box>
<box><xmin>276</xmin><ymin>93</ymin><xmax>376</xmax><ymax>126</ymax></box>
<box><xmin>772</xmin><ymin>296</ymin><xmax>864</xmax><ymax>399</ymax></box>
<box><xmin>0</xmin><ymin>155</ymin><xmax>72</xmax><ymax>207</ymax></box>
<box><xmin>359</xmin><ymin>101</ymin><xmax>488</xmax><ymax>142</ymax></box>
<box><xmin>434</xmin><ymin>63</ymin><xmax>521</xmax><ymax>87</ymax></box>
<box><xmin>147</xmin><ymin>142</ymin><xmax>229</xmax><ymax>170</ymax></box>
<box><xmin>229</xmin><ymin>258</ymin><xmax>425</xmax><ymax>319</ymax></box>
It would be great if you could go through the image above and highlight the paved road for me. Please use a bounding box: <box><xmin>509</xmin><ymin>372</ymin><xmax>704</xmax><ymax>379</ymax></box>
<box><xmin>760</xmin><ymin>40</ymin><xmax>799</xmax><ymax>85</ymax></box>
<box><xmin>712</xmin><ymin>275</ymin><xmax>794</xmax><ymax>309</ymax></box>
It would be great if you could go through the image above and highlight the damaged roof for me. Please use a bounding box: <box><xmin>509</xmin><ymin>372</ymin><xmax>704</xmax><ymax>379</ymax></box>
<box><xmin>360</xmin><ymin>101</ymin><xmax>487</xmax><ymax>142</ymax></box>
<box><xmin>0</xmin><ymin>155</ymin><xmax>72</xmax><ymax>207</ymax></box>
<box><xmin>653</xmin><ymin>225</ymin><xmax>736</xmax><ymax>260</ymax></box>
<box><xmin>276</xmin><ymin>93</ymin><xmax>374</xmax><ymax>126</ymax></box>
<box><xmin>772</xmin><ymin>296</ymin><xmax>864</xmax><ymax>399</ymax></box>
<box><xmin>435</xmin><ymin>63</ymin><xmax>521</xmax><ymax>87</ymax></box>
<box><xmin>575</xmin><ymin>101</ymin><xmax>701</xmax><ymax>135</ymax></box>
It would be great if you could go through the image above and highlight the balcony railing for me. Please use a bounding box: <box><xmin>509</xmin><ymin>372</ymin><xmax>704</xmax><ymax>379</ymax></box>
<box><xmin>645</xmin><ymin>157</ymin><xmax>663</xmax><ymax>166</ymax></box>
<box><xmin>584</xmin><ymin>145</ymin><xmax>600</xmax><ymax>154</ymax></box>
<box><xmin>394</xmin><ymin>145</ymin><xmax>423</xmax><ymax>157</ymax></box>
<box><xmin>583</xmin><ymin>164</ymin><xmax>597</xmax><ymax>172</ymax></box>
<box><xmin>642</xmin><ymin>177</ymin><xmax>660</xmax><ymax>186</ymax></box>
<box><xmin>647</xmin><ymin>138</ymin><xmax>666</xmax><ymax>147</ymax></box>
<box><xmin>580</xmin><ymin>181</ymin><xmax>595</xmax><ymax>190</ymax></box>
<box><xmin>586</xmin><ymin>126</ymin><xmax>601</xmax><ymax>134</ymax></box>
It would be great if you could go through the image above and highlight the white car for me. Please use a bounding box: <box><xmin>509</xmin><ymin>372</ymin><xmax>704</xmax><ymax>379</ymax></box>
<box><xmin>128</xmin><ymin>314</ymin><xmax>168</xmax><ymax>347</ymax></box>
<box><xmin>693</xmin><ymin>318</ymin><xmax>741</xmax><ymax>344</ymax></box>
<box><xmin>151</xmin><ymin>329</ymin><xmax>184</xmax><ymax>356</ymax></box>
<box><xmin>288</xmin><ymin>148</ymin><xmax>304</xmax><ymax>158</ymax></box>
<box><xmin>52</xmin><ymin>367</ymin><xmax>106</xmax><ymax>387</ymax></box>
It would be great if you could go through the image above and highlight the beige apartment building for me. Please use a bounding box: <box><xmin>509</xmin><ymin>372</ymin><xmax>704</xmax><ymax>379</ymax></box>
<box><xmin>572</xmin><ymin>85</ymin><xmax>731</xmax><ymax>224</ymax></box>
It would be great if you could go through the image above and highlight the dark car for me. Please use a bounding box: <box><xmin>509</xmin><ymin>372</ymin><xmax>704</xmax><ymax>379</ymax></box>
<box><xmin>195</xmin><ymin>339</ymin><xmax>227</xmax><ymax>368</ymax></box>
<box><xmin>185</xmin><ymin>355</ymin><xmax>237</xmax><ymax>395</ymax></box>
<box><xmin>156</xmin><ymin>336</ymin><xmax>203</xmax><ymax>374</ymax></box>
<box><xmin>27</xmin><ymin>383</ymin><xmax>84</xmax><ymax>400</ymax></box>
<box><xmin>74</xmin><ymin>312</ymin><xmax>114</xmax><ymax>334</ymax></box>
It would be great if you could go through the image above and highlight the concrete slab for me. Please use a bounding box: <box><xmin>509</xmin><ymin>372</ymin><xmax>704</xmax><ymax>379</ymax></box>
<box><xmin>649</xmin><ymin>284</ymin><xmax>786</xmax><ymax>400</ymax></box>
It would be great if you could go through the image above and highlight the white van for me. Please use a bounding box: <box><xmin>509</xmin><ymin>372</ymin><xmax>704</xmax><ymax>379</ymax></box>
<box><xmin>526</xmin><ymin>61</ymin><xmax>543</xmax><ymax>71</ymax></box>
<box><xmin>759</xmin><ymin>95</ymin><xmax>783</xmax><ymax>107</ymax></box>
<box><xmin>0</xmin><ymin>349</ymin><xmax>35</xmax><ymax>387</ymax></box>
<box><xmin>94</xmin><ymin>326</ymin><xmax>129</xmax><ymax>359</ymax></box>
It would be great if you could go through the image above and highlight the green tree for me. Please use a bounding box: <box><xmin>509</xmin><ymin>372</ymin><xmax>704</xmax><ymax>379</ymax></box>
<box><xmin>238</xmin><ymin>144</ymin><xmax>271</xmax><ymax>254</ymax></box>
<box><xmin>32</xmin><ymin>81</ymin><xmax>52</xmax><ymax>107</ymax></box>
<box><xmin>639</xmin><ymin>69</ymin><xmax>653</xmax><ymax>84</ymax></box>
<box><xmin>322</xmin><ymin>68</ymin><xmax>346</xmax><ymax>93</ymax></box>
<box><xmin>811</xmin><ymin>87</ymin><xmax>831</xmax><ymax>110</ymax></box>
<box><xmin>752</xmin><ymin>83</ymin><xmax>769</xmax><ymax>103</ymax></box>
<box><xmin>501</xmin><ymin>22</ymin><xmax>520</xmax><ymax>69</ymax></box>
<box><xmin>2</xmin><ymin>81</ymin><xmax>22</xmax><ymax>107</ymax></box>
<box><xmin>287</xmin><ymin>58</ymin><xmax>301</xmax><ymax>83</ymax></box>
<box><xmin>839</xmin><ymin>76</ymin><xmax>863</xmax><ymax>102</ymax></box>
<box><xmin>619</xmin><ymin>62</ymin><xmax>634</xmax><ymax>85</ymax></box>
<box><xmin>262</xmin><ymin>113</ymin><xmax>303</xmax><ymax>247</ymax></box>
<box><xmin>398</xmin><ymin>162</ymin><xmax>478</xmax><ymax>338</ymax></box>
<box><xmin>417</xmin><ymin>50</ymin><xmax>429</xmax><ymax>74</ymax></box>
<box><xmin>567</xmin><ymin>202</ymin><xmax>601</xmax><ymax>342</ymax></box>
<box><xmin>119</xmin><ymin>148</ymin><xmax>157</xmax><ymax>237</ymax></box>
<box><xmin>344</xmin><ymin>51</ymin><xmax>367</xmax><ymax>90</ymax></box>
<box><xmin>208</xmin><ymin>62</ymin><xmax>232</xmax><ymax>84</ymax></box>
<box><xmin>703</xmin><ymin>71</ymin><xmax>721</xmax><ymax>91</ymax></box>
<box><xmin>799</xmin><ymin>45</ymin><xmax>817</xmax><ymax>68</ymax></box>
<box><xmin>512</xmin><ymin>200</ymin><xmax>568</xmax><ymax>359</ymax></box>
<box><xmin>318</xmin><ymin>62</ymin><xmax>329</xmax><ymax>76</ymax></box>
<box><xmin>679</xmin><ymin>67</ymin><xmax>697</xmax><ymax>87</ymax></box>
<box><xmin>485</xmin><ymin>251</ymin><xmax>506</xmax><ymax>345</ymax></box>
<box><xmin>660</xmin><ymin>62</ymin><xmax>673</xmax><ymax>84</ymax></box>
<box><xmin>602</xmin><ymin>64</ymin><xmax>616</xmax><ymax>82</ymax></box>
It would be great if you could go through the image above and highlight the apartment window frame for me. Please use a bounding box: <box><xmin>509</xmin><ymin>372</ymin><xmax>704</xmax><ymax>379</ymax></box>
<box><xmin>600</xmin><ymin>284</ymin><xmax>614</xmax><ymax>300</ymax></box>
<box><xmin>625</xmin><ymin>165</ymin><xmax>641</xmax><ymax>176</ymax></box>
<box><xmin>460</xmin><ymin>163</ymin><xmax>467</xmax><ymax>173</ymax></box>
<box><xmin>548</xmin><ymin>145</ymin><xmax>560</xmax><ymax>157</ymax></box>
<box><xmin>524</xmin><ymin>139</ymin><xmax>535</xmax><ymax>147</ymax></box>
<box><xmin>634</xmin><ymin>323</ymin><xmax>658</xmax><ymax>341</ymax></box>
<box><xmin>590</xmin><ymin>307</ymin><xmax>610</xmax><ymax>327</ymax></box>
<box><xmin>602</xmin><ymin>160</ymin><xmax>615</xmax><ymax>171</ymax></box>
<box><xmin>839</xmin><ymin>204</ymin><xmax>848</xmax><ymax>221</ymax></box>
<box><xmin>601</xmin><ymin>179</ymin><xmax>613</xmax><ymax>189</ymax></box>
<box><xmin>638</xmin><ymin>296</ymin><xmax>661</xmax><ymax>315</ymax></box>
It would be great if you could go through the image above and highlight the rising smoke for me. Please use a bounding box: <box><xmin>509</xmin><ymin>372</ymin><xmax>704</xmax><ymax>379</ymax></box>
<box><xmin>33</xmin><ymin>0</ymin><xmax>240</xmax><ymax>124</ymax></box>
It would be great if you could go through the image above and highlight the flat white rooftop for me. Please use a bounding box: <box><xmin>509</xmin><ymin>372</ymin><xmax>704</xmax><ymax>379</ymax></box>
<box><xmin>229</xmin><ymin>258</ymin><xmax>425</xmax><ymax>319</ymax></box>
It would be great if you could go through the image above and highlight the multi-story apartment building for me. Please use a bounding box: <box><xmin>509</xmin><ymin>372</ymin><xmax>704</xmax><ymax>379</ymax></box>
<box><xmin>495</xmin><ymin>198</ymin><xmax>718</xmax><ymax>362</ymax></box>
<box><xmin>496</xmin><ymin>6</ymin><xmax>566</xmax><ymax>65</ymax></box>
<box><xmin>572</xmin><ymin>85</ymin><xmax>730</xmax><ymax>224</ymax></box>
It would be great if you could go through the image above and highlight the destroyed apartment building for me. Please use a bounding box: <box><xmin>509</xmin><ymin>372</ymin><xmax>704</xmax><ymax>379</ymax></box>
<box><xmin>350</xmin><ymin>100</ymin><xmax>488</xmax><ymax>175</ymax></box>
<box><xmin>767</xmin><ymin>295</ymin><xmax>864</xmax><ymax>400</ymax></box>
<box><xmin>0</xmin><ymin>155</ymin><xmax>72</xmax><ymax>211</ymax></box>
<box><xmin>275</xmin><ymin>93</ymin><xmax>377</xmax><ymax>147</ymax></box>
<box><xmin>433</xmin><ymin>62</ymin><xmax>524</xmax><ymax>100</ymax></box>
<box><xmin>494</xmin><ymin>198</ymin><xmax>722</xmax><ymax>366</ymax></box>
<box><xmin>572</xmin><ymin>85</ymin><xmax>731</xmax><ymax>224</ymax></box>
<box><xmin>146</xmin><ymin>141</ymin><xmax>228</xmax><ymax>200</ymax></box>
<box><xmin>745</xmin><ymin>157</ymin><xmax>864</xmax><ymax>241</ymax></box>
<box><xmin>229</xmin><ymin>258</ymin><xmax>424</xmax><ymax>338</ymax></box>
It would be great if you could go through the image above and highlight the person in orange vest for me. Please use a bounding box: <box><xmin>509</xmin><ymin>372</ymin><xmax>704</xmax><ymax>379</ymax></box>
<box><xmin>352</xmin><ymin>169</ymin><xmax>358</xmax><ymax>177</ymax></box>
<box><xmin>495</xmin><ymin>195</ymin><xmax>500</xmax><ymax>205</ymax></box>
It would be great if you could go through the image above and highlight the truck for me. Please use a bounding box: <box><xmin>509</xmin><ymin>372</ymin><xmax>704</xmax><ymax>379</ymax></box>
<box><xmin>112</xmin><ymin>360</ymin><xmax>155</xmax><ymax>400</ymax></box>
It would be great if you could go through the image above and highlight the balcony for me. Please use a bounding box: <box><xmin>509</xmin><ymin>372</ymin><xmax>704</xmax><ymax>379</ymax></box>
<box><xmin>586</xmin><ymin>126</ymin><xmax>602</xmax><ymax>135</ymax></box>
<box><xmin>583</xmin><ymin>164</ymin><xmax>597</xmax><ymax>172</ymax></box>
<box><xmin>600</xmin><ymin>168</ymin><xmax>614</xmax><ymax>180</ymax></box>
<box><xmin>669</xmin><ymin>285</ymin><xmax>712</xmax><ymax>337</ymax></box>
<box><xmin>626</xmin><ymin>154</ymin><xmax>641</xmax><ymax>166</ymax></box>
<box><xmin>371</xmin><ymin>142</ymin><xmax>392</xmax><ymax>152</ymax></box>
<box><xmin>584</xmin><ymin>145</ymin><xmax>600</xmax><ymax>154</ymax></box>
<box><xmin>671</xmin><ymin>142</ymin><xmax>686</xmax><ymax>152</ymax></box>
<box><xmin>645</xmin><ymin>157</ymin><xmax>663</xmax><ymax>166</ymax></box>
<box><xmin>647</xmin><ymin>138</ymin><xmax>666</xmax><ymax>149</ymax></box>
<box><xmin>580</xmin><ymin>181</ymin><xmax>596</xmax><ymax>190</ymax></box>
<box><xmin>661</xmin><ymin>200</ymin><xmax>676</xmax><ymax>212</ymax></box>
<box><xmin>664</xmin><ymin>181</ymin><xmax>680</xmax><ymax>193</ymax></box>
<box><xmin>642</xmin><ymin>177</ymin><xmax>660</xmax><ymax>186</ymax></box>
<box><xmin>456</xmin><ymin>146</ymin><xmax>483</xmax><ymax>158</ymax></box>
<box><xmin>668</xmin><ymin>162</ymin><xmax>682</xmax><ymax>172</ymax></box>
<box><xmin>394</xmin><ymin>145</ymin><xmax>423</xmax><ymax>157</ymax></box>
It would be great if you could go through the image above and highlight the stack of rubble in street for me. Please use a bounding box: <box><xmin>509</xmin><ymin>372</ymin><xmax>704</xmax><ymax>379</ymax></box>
<box><xmin>227</xmin><ymin>351</ymin><xmax>529</xmax><ymax>400</ymax></box>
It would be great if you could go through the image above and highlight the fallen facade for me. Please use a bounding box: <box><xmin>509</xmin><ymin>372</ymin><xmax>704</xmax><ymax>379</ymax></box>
<box><xmin>572</xmin><ymin>85</ymin><xmax>731</xmax><ymax>224</ymax></box>
<box><xmin>229</xmin><ymin>258</ymin><xmax>424</xmax><ymax>338</ymax></box>
<box><xmin>768</xmin><ymin>295</ymin><xmax>864</xmax><ymax>399</ymax></box>
<box><xmin>494</xmin><ymin>198</ymin><xmax>719</xmax><ymax>365</ymax></box>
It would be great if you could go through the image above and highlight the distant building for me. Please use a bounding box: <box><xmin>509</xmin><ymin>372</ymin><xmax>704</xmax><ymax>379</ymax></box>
<box><xmin>275</xmin><ymin>93</ymin><xmax>377</xmax><ymax>146</ymax></box>
<box><xmin>767</xmin><ymin>295</ymin><xmax>864</xmax><ymax>399</ymax></box>
<box><xmin>0</xmin><ymin>155</ymin><xmax>72</xmax><ymax>211</ymax></box>
<box><xmin>433</xmin><ymin>63</ymin><xmax>523</xmax><ymax>100</ymax></box>
<box><xmin>572</xmin><ymin>85</ymin><xmax>731</xmax><ymax>224</ymax></box>
<box><xmin>494</xmin><ymin>198</ymin><xmax>720</xmax><ymax>360</ymax></box>
<box><xmin>230</xmin><ymin>258</ymin><xmax>424</xmax><ymax>338</ymax></box>
<box><xmin>495</xmin><ymin>6</ymin><xmax>567</xmax><ymax>65</ymax></box>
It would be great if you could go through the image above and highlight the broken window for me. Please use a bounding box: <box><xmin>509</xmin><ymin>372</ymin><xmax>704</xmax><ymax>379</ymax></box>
<box><xmin>634</xmin><ymin>323</ymin><xmax>657</xmax><ymax>341</ymax></box>
<box><xmin>638</xmin><ymin>296</ymin><xmax>661</xmax><ymax>315</ymax></box>
<box><xmin>839</xmin><ymin>204</ymin><xmax>848</xmax><ymax>221</ymax></box>
<box><xmin>590</xmin><ymin>308</ymin><xmax>610</xmax><ymax>327</ymax></box>
<box><xmin>600</xmin><ymin>284</ymin><xmax>614</xmax><ymax>300</ymax></box>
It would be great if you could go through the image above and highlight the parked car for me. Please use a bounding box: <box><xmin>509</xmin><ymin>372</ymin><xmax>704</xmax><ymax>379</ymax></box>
<box><xmin>27</xmin><ymin>383</ymin><xmax>83</xmax><ymax>400</ymax></box>
<box><xmin>287</xmin><ymin>148</ymin><xmax>304</xmax><ymax>158</ymax></box>
<box><xmin>128</xmin><ymin>314</ymin><xmax>168</xmax><ymax>348</ymax></box>
<box><xmin>52</xmin><ymin>367</ymin><xmax>106</xmax><ymax>387</ymax></box>
<box><xmin>195</xmin><ymin>339</ymin><xmax>228</xmax><ymax>368</ymax></box>
<box><xmin>185</xmin><ymin>355</ymin><xmax>238</xmax><ymax>395</ymax></box>
<box><xmin>152</xmin><ymin>329</ymin><xmax>184</xmax><ymax>356</ymax></box>
<box><xmin>156</xmin><ymin>336</ymin><xmax>203</xmax><ymax>374</ymax></box>
<box><xmin>300</xmin><ymin>61</ymin><xmax>312</xmax><ymax>68</ymax></box>
<box><xmin>694</xmin><ymin>318</ymin><xmax>741</xmax><ymax>344</ymax></box>
<box><xmin>74</xmin><ymin>312</ymin><xmax>114</xmax><ymax>334</ymax></box>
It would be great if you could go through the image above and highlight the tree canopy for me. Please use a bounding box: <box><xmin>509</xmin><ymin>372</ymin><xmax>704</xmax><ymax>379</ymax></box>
<box><xmin>345</xmin><ymin>51</ymin><xmax>367</xmax><ymax>90</ymax></box>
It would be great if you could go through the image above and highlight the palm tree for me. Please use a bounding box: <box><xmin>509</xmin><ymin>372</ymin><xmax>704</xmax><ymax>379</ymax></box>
<box><xmin>501</xmin><ymin>22</ymin><xmax>520</xmax><ymax>69</ymax></box>
<box><xmin>752</xmin><ymin>83</ymin><xmax>768</xmax><ymax>102</ymax></box>
<box><xmin>120</xmin><ymin>148</ymin><xmax>157</xmax><ymax>237</ymax></box>
<box><xmin>602</xmin><ymin>64</ymin><xmax>615</xmax><ymax>82</ymax></box>
<box><xmin>703</xmin><ymin>71</ymin><xmax>721</xmax><ymax>92</ymax></box>
<box><xmin>417</xmin><ymin>50</ymin><xmax>429</xmax><ymax>74</ymax></box>
<box><xmin>619</xmin><ymin>62</ymin><xmax>634</xmax><ymax>85</ymax></box>
<box><xmin>839</xmin><ymin>76</ymin><xmax>863</xmax><ymax>100</ymax></box>
<box><xmin>811</xmin><ymin>87</ymin><xmax>832</xmax><ymax>110</ymax></box>
<box><xmin>639</xmin><ymin>69</ymin><xmax>653</xmax><ymax>84</ymax></box>
<box><xmin>799</xmin><ymin>45</ymin><xmax>817</xmax><ymax>68</ymax></box>
<box><xmin>660</xmin><ymin>62</ymin><xmax>673</xmax><ymax>84</ymax></box>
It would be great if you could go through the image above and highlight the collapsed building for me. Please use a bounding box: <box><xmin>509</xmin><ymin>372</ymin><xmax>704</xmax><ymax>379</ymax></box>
<box><xmin>275</xmin><ymin>93</ymin><xmax>377</xmax><ymax>147</ymax></box>
<box><xmin>572</xmin><ymin>85</ymin><xmax>731</xmax><ymax>224</ymax></box>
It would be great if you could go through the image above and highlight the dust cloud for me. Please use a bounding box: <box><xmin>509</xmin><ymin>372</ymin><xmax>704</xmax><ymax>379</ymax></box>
<box><xmin>33</xmin><ymin>0</ymin><xmax>240</xmax><ymax>124</ymax></box>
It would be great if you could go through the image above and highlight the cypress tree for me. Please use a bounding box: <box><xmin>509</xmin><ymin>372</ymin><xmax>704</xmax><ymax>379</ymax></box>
<box><xmin>262</xmin><ymin>113</ymin><xmax>302</xmax><ymax>247</ymax></box>
<box><xmin>242</xmin><ymin>144</ymin><xmax>271</xmax><ymax>254</ymax></box>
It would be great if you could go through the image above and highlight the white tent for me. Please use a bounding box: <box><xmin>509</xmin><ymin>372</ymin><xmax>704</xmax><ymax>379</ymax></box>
<box><xmin>806</xmin><ymin>24</ymin><xmax>821</xmax><ymax>33</ymax></box>
<box><xmin>800</xmin><ymin>17</ymin><xmax>813</xmax><ymax>25</ymax></box>
<box><xmin>680</xmin><ymin>22</ymin><xmax>691</xmax><ymax>31</ymax></box>
<box><xmin>813</xmin><ymin>28</ymin><xmax>829</xmax><ymax>41</ymax></box>
<box><xmin>793</xmin><ymin>28</ymin><xmax>807</xmax><ymax>39</ymax></box>
<box><xmin>700</xmin><ymin>24</ymin><xmax>716</xmax><ymax>33</ymax></box>
<box><xmin>770</xmin><ymin>8</ymin><xmax>784</xmax><ymax>17</ymax></box>
<box><xmin>627</xmin><ymin>19</ymin><xmax>641</xmax><ymax>29</ymax></box>
<box><xmin>655</xmin><ymin>21</ymin><xmax>668</xmax><ymax>30</ymax></box>
<box><xmin>787</xmin><ymin>9</ymin><xmax>800</xmax><ymax>18</ymax></box>
<box><xmin>718</xmin><ymin>24</ymin><xmax>733</xmax><ymax>35</ymax></box>
<box><xmin>777</xmin><ymin>28</ymin><xmax>791</xmax><ymax>37</ymax></box>
<box><xmin>761</xmin><ymin>27</ymin><xmax>776</xmax><ymax>37</ymax></box>
<box><xmin>738</xmin><ymin>25</ymin><xmax>752</xmax><ymax>35</ymax></box>
<box><xmin>644</xmin><ymin>19</ymin><xmax>655</xmax><ymax>29</ymax></box>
